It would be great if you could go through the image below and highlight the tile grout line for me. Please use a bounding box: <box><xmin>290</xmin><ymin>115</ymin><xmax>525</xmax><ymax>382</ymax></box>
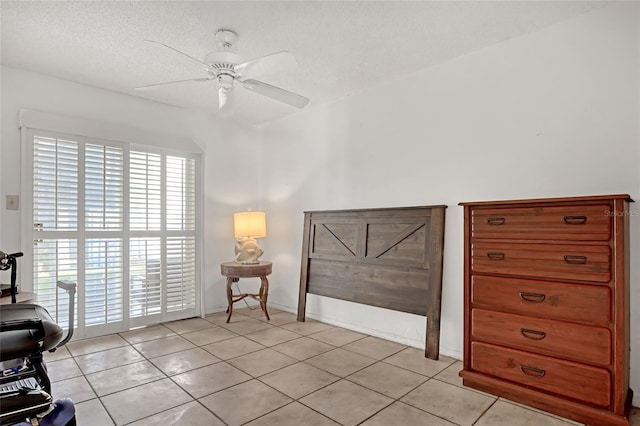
<box><xmin>49</xmin><ymin>308</ymin><xmax>592</xmax><ymax>426</ymax></box>
<box><xmin>69</xmin><ymin>346</ymin><xmax>118</xmax><ymax>425</ymax></box>
<box><xmin>237</xmin><ymin>310</ymin><xmax>467</xmax><ymax>426</ymax></box>
<box><xmin>148</xmin><ymin>312</ymin><xmax>413</xmax><ymax>424</ymax></box>
<box><xmin>218</xmin><ymin>310</ymin><xmax>493</xmax><ymax>426</ymax></box>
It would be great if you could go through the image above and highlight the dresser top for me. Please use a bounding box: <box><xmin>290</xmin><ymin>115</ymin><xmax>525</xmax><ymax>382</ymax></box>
<box><xmin>459</xmin><ymin>194</ymin><xmax>633</xmax><ymax>207</ymax></box>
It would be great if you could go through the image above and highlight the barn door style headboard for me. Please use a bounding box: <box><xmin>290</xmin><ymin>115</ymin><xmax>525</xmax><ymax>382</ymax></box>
<box><xmin>297</xmin><ymin>205</ymin><xmax>447</xmax><ymax>360</ymax></box>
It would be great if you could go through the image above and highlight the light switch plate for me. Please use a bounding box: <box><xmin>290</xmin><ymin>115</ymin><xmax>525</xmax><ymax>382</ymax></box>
<box><xmin>6</xmin><ymin>195</ymin><xmax>19</xmax><ymax>210</ymax></box>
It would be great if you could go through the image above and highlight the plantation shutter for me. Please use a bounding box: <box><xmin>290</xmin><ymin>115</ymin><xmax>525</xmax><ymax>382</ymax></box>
<box><xmin>27</xmin><ymin>128</ymin><xmax>201</xmax><ymax>338</ymax></box>
<box><xmin>166</xmin><ymin>156</ymin><xmax>196</xmax><ymax>231</ymax></box>
<box><xmin>85</xmin><ymin>144</ymin><xmax>125</xmax><ymax>329</ymax></box>
<box><xmin>165</xmin><ymin>156</ymin><xmax>197</xmax><ymax>313</ymax></box>
<box><xmin>128</xmin><ymin>150</ymin><xmax>163</xmax><ymax>327</ymax></box>
<box><xmin>33</xmin><ymin>136</ymin><xmax>79</xmax><ymax>231</ymax></box>
<box><xmin>85</xmin><ymin>144</ymin><xmax>124</xmax><ymax>230</ymax></box>
<box><xmin>130</xmin><ymin>151</ymin><xmax>161</xmax><ymax>231</ymax></box>
<box><xmin>32</xmin><ymin>135</ymin><xmax>79</xmax><ymax>326</ymax></box>
<box><xmin>129</xmin><ymin>237</ymin><xmax>161</xmax><ymax>322</ymax></box>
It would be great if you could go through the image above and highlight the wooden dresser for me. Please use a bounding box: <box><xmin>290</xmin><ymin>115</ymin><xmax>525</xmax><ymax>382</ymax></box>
<box><xmin>459</xmin><ymin>195</ymin><xmax>633</xmax><ymax>426</ymax></box>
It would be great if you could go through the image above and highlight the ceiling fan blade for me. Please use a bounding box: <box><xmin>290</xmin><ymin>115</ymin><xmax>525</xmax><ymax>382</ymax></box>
<box><xmin>234</xmin><ymin>51</ymin><xmax>297</xmax><ymax>80</ymax></box>
<box><xmin>241</xmin><ymin>79</ymin><xmax>309</xmax><ymax>108</ymax></box>
<box><xmin>135</xmin><ymin>77</ymin><xmax>212</xmax><ymax>90</ymax></box>
<box><xmin>144</xmin><ymin>39</ymin><xmax>211</xmax><ymax>70</ymax></box>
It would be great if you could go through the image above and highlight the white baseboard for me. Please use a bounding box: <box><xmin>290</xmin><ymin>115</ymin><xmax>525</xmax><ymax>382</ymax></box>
<box><xmin>265</xmin><ymin>301</ymin><xmax>463</xmax><ymax>361</ymax></box>
<box><xmin>210</xmin><ymin>301</ymin><xmax>637</xmax><ymax>407</ymax></box>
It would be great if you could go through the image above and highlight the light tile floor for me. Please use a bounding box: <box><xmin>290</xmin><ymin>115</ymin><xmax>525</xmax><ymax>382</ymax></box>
<box><xmin>44</xmin><ymin>307</ymin><xmax>640</xmax><ymax>426</ymax></box>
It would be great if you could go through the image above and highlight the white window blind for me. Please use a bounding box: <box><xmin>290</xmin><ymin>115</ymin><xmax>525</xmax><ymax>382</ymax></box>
<box><xmin>85</xmin><ymin>238</ymin><xmax>124</xmax><ymax>326</ymax></box>
<box><xmin>32</xmin><ymin>239</ymin><xmax>77</xmax><ymax>326</ymax></box>
<box><xmin>166</xmin><ymin>236</ymin><xmax>196</xmax><ymax>312</ymax></box>
<box><xmin>167</xmin><ymin>156</ymin><xmax>196</xmax><ymax>231</ymax></box>
<box><xmin>85</xmin><ymin>144</ymin><xmax>124</xmax><ymax>230</ymax></box>
<box><xmin>33</xmin><ymin>136</ymin><xmax>78</xmax><ymax>231</ymax></box>
<box><xmin>129</xmin><ymin>237</ymin><xmax>162</xmax><ymax>319</ymax></box>
<box><xmin>130</xmin><ymin>151</ymin><xmax>161</xmax><ymax>231</ymax></box>
<box><xmin>27</xmin><ymin>130</ymin><xmax>201</xmax><ymax>338</ymax></box>
<box><xmin>32</xmin><ymin>134</ymin><xmax>80</xmax><ymax>328</ymax></box>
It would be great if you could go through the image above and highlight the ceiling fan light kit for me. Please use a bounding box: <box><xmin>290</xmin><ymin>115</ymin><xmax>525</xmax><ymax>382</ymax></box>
<box><xmin>214</xmin><ymin>29</ymin><xmax>239</xmax><ymax>52</ymax></box>
<box><xmin>137</xmin><ymin>29</ymin><xmax>309</xmax><ymax>110</ymax></box>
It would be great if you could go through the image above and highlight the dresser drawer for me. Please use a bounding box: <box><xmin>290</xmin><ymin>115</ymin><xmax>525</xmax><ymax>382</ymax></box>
<box><xmin>471</xmin><ymin>204</ymin><xmax>611</xmax><ymax>241</ymax></box>
<box><xmin>471</xmin><ymin>309</ymin><xmax>611</xmax><ymax>365</ymax></box>
<box><xmin>471</xmin><ymin>275</ymin><xmax>611</xmax><ymax>325</ymax></box>
<box><xmin>472</xmin><ymin>242</ymin><xmax>611</xmax><ymax>282</ymax></box>
<box><xmin>471</xmin><ymin>342</ymin><xmax>611</xmax><ymax>407</ymax></box>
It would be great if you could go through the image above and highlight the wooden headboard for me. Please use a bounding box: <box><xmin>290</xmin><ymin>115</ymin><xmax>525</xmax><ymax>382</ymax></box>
<box><xmin>297</xmin><ymin>205</ymin><xmax>447</xmax><ymax>359</ymax></box>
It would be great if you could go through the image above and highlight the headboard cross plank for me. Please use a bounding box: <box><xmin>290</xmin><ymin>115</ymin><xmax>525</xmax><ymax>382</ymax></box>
<box><xmin>297</xmin><ymin>205</ymin><xmax>446</xmax><ymax>360</ymax></box>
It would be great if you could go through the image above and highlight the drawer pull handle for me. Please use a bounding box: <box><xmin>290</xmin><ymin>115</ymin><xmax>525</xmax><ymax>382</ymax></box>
<box><xmin>563</xmin><ymin>255</ymin><xmax>587</xmax><ymax>264</ymax></box>
<box><xmin>486</xmin><ymin>252</ymin><xmax>505</xmax><ymax>260</ymax></box>
<box><xmin>519</xmin><ymin>292</ymin><xmax>546</xmax><ymax>303</ymax></box>
<box><xmin>487</xmin><ymin>217</ymin><xmax>505</xmax><ymax>225</ymax></box>
<box><xmin>520</xmin><ymin>365</ymin><xmax>546</xmax><ymax>379</ymax></box>
<box><xmin>520</xmin><ymin>328</ymin><xmax>547</xmax><ymax>340</ymax></box>
<box><xmin>563</xmin><ymin>215</ymin><xmax>587</xmax><ymax>225</ymax></box>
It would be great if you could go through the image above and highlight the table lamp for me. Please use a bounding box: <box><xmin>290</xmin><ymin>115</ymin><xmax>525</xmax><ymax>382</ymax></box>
<box><xmin>234</xmin><ymin>211</ymin><xmax>267</xmax><ymax>264</ymax></box>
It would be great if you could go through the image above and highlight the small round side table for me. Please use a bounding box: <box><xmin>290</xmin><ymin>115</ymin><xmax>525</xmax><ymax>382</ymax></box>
<box><xmin>220</xmin><ymin>261</ymin><xmax>272</xmax><ymax>323</ymax></box>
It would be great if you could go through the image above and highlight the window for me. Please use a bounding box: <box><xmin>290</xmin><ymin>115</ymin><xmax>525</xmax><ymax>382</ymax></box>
<box><xmin>25</xmin><ymin>129</ymin><xmax>201</xmax><ymax>338</ymax></box>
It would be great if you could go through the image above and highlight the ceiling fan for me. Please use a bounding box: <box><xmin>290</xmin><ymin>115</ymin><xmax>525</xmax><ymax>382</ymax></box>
<box><xmin>136</xmin><ymin>29</ymin><xmax>309</xmax><ymax>110</ymax></box>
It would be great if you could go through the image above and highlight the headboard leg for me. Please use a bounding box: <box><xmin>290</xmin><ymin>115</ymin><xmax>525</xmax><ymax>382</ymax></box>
<box><xmin>425</xmin><ymin>314</ymin><xmax>441</xmax><ymax>360</ymax></box>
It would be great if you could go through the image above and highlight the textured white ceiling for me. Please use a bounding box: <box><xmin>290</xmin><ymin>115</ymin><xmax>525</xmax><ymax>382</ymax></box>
<box><xmin>1</xmin><ymin>1</ymin><xmax>606</xmax><ymax>126</ymax></box>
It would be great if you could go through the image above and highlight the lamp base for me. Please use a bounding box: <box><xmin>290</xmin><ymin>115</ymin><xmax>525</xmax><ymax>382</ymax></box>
<box><xmin>234</xmin><ymin>238</ymin><xmax>264</xmax><ymax>264</ymax></box>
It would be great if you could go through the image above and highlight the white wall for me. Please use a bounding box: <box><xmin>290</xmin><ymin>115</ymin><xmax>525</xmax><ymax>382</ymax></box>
<box><xmin>199</xmin><ymin>118</ymin><xmax>263</xmax><ymax>312</ymax></box>
<box><xmin>260</xmin><ymin>3</ymin><xmax>640</xmax><ymax>405</ymax></box>
<box><xmin>0</xmin><ymin>66</ymin><xmax>261</xmax><ymax>313</ymax></box>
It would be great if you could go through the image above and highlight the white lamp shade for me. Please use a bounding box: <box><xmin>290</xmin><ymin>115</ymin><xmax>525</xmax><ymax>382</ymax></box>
<box><xmin>234</xmin><ymin>212</ymin><xmax>267</xmax><ymax>239</ymax></box>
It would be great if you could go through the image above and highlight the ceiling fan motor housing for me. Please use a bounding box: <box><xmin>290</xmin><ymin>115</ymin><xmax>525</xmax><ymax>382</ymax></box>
<box><xmin>204</xmin><ymin>31</ymin><xmax>244</xmax><ymax>89</ymax></box>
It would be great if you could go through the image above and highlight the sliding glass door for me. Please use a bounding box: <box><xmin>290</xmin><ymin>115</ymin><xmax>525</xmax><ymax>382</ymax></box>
<box><xmin>24</xmin><ymin>129</ymin><xmax>200</xmax><ymax>338</ymax></box>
